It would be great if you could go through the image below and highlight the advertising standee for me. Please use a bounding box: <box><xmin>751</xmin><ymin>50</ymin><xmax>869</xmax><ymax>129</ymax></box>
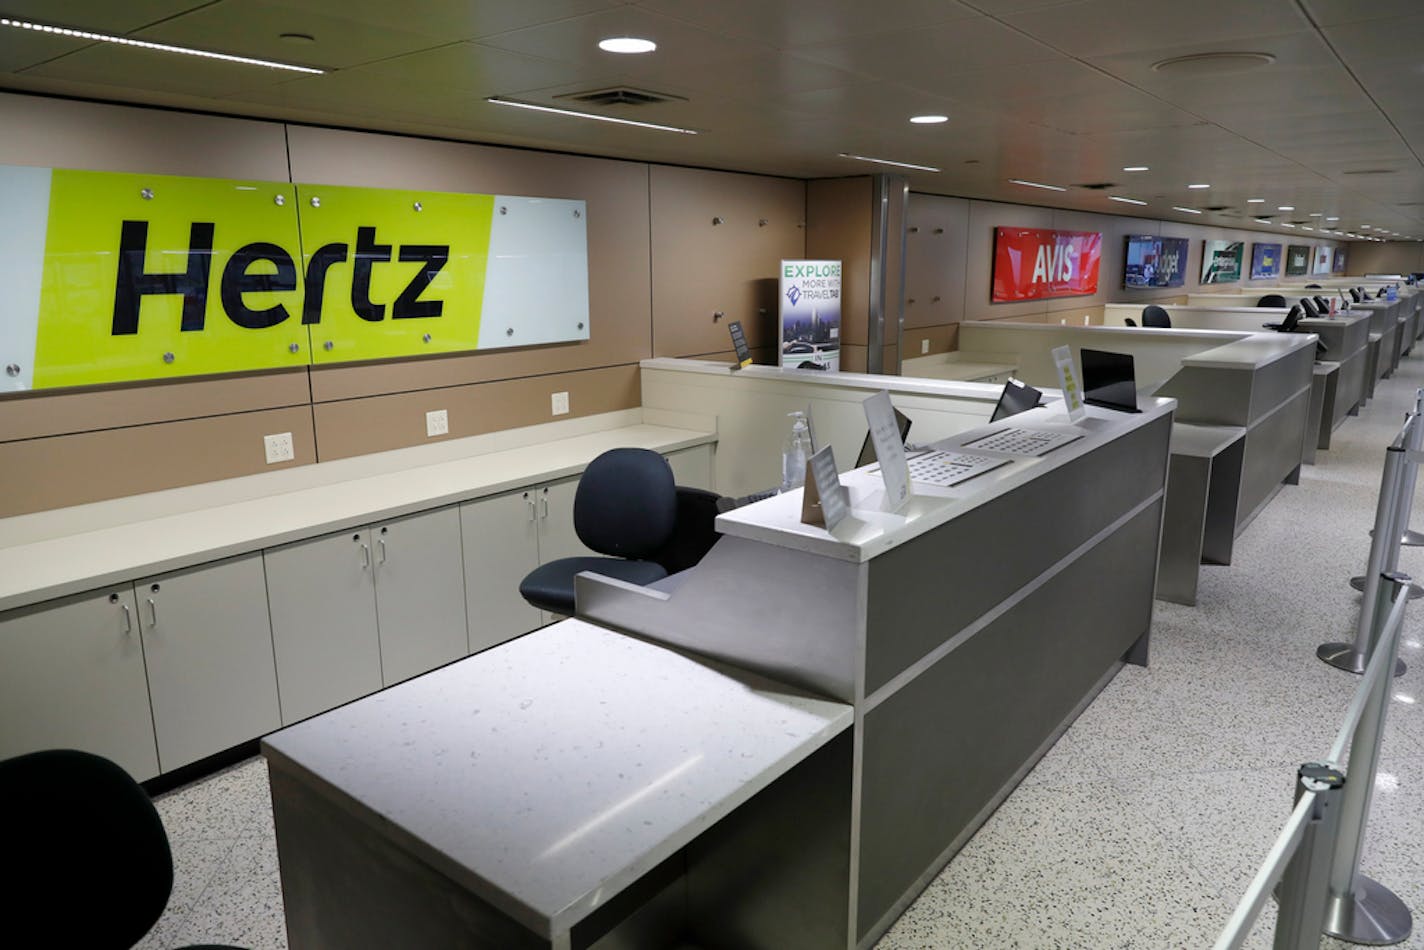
<box><xmin>779</xmin><ymin>260</ymin><xmax>841</xmax><ymax>371</ymax></box>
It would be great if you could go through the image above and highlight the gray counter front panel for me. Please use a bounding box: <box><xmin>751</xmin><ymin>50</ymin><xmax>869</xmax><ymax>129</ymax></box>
<box><xmin>855</xmin><ymin>500</ymin><xmax>1163</xmax><ymax>941</ymax></box>
<box><xmin>1158</xmin><ymin>367</ymin><xmax>1253</xmax><ymax>427</ymax></box>
<box><xmin>1236</xmin><ymin>387</ymin><xmax>1311</xmax><ymax>532</ymax></box>
<box><xmin>863</xmin><ymin>413</ymin><xmax>1170</xmax><ymax>694</ymax></box>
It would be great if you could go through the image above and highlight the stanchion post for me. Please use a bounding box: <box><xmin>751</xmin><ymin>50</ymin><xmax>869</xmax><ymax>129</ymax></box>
<box><xmin>1321</xmin><ymin>573</ymin><xmax>1414</xmax><ymax>946</ymax></box>
<box><xmin>1273</xmin><ymin>764</ymin><xmax>1345</xmax><ymax>950</ymax></box>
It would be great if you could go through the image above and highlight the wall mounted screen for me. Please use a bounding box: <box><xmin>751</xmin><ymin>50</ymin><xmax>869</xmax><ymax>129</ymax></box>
<box><xmin>1250</xmin><ymin>243</ymin><xmax>1282</xmax><ymax>280</ymax></box>
<box><xmin>1313</xmin><ymin>246</ymin><xmax>1333</xmax><ymax>275</ymax></box>
<box><xmin>1285</xmin><ymin>245</ymin><xmax>1311</xmax><ymax>276</ymax></box>
<box><xmin>1200</xmin><ymin>240</ymin><xmax>1244</xmax><ymax>284</ymax></box>
<box><xmin>1124</xmin><ymin>235</ymin><xmax>1189</xmax><ymax>289</ymax></box>
<box><xmin>991</xmin><ymin>227</ymin><xmax>1102</xmax><ymax>302</ymax></box>
<box><xmin>1333</xmin><ymin>247</ymin><xmax>1348</xmax><ymax>274</ymax></box>
<box><xmin>0</xmin><ymin>165</ymin><xmax>590</xmax><ymax>391</ymax></box>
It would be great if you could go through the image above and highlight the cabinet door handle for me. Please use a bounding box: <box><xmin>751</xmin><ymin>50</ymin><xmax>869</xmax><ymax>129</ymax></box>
<box><xmin>540</xmin><ymin>489</ymin><xmax>549</xmax><ymax>519</ymax></box>
<box><xmin>146</xmin><ymin>598</ymin><xmax>158</xmax><ymax>627</ymax></box>
<box><xmin>378</xmin><ymin>538</ymin><xmax>388</xmax><ymax>564</ymax></box>
<box><xmin>120</xmin><ymin>603</ymin><xmax>132</xmax><ymax>635</ymax></box>
<box><xmin>525</xmin><ymin>491</ymin><xmax>536</xmax><ymax>522</ymax></box>
<box><xmin>360</xmin><ymin>543</ymin><xmax>371</xmax><ymax>570</ymax></box>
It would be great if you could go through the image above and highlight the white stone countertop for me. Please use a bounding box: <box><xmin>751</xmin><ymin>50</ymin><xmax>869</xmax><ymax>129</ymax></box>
<box><xmin>0</xmin><ymin>418</ymin><xmax>715</xmax><ymax>612</ymax></box>
<box><xmin>715</xmin><ymin>397</ymin><xmax>1175</xmax><ymax>563</ymax></box>
<box><xmin>262</xmin><ymin>619</ymin><xmax>853</xmax><ymax>940</ymax></box>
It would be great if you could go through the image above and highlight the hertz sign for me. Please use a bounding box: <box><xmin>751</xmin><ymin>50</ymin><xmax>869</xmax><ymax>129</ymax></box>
<box><xmin>0</xmin><ymin>166</ymin><xmax>590</xmax><ymax>391</ymax></box>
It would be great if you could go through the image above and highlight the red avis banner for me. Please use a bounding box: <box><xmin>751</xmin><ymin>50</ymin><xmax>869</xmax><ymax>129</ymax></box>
<box><xmin>991</xmin><ymin>227</ymin><xmax>1103</xmax><ymax>302</ymax></box>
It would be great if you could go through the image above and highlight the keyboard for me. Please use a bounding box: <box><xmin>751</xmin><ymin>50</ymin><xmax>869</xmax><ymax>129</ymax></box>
<box><xmin>905</xmin><ymin>451</ymin><xmax>1010</xmax><ymax>488</ymax></box>
<box><xmin>961</xmin><ymin>427</ymin><xmax>1082</xmax><ymax>457</ymax></box>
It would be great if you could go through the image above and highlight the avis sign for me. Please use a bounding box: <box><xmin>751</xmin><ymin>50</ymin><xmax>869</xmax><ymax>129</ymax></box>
<box><xmin>990</xmin><ymin>227</ymin><xmax>1103</xmax><ymax>303</ymax></box>
<box><xmin>0</xmin><ymin>166</ymin><xmax>589</xmax><ymax>391</ymax></box>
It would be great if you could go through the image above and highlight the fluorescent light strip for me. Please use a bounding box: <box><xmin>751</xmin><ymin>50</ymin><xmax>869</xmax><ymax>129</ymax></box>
<box><xmin>1009</xmin><ymin>178</ymin><xmax>1066</xmax><ymax>191</ymax></box>
<box><xmin>839</xmin><ymin>153</ymin><xmax>939</xmax><ymax>172</ymax></box>
<box><xmin>1108</xmin><ymin>196</ymin><xmax>1147</xmax><ymax>205</ymax></box>
<box><xmin>488</xmin><ymin>97</ymin><xmax>697</xmax><ymax>134</ymax></box>
<box><xmin>1247</xmin><ymin>198</ymin><xmax>1265</xmax><ymax>203</ymax></box>
<box><xmin>1122</xmin><ymin>166</ymin><xmax>1149</xmax><ymax>172</ymax></box>
<box><xmin>1171</xmin><ymin>206</ymin><xmax>1202</xmax><ymax>214</ymax></box>
<box><xmin>0</xmin><ymin>16</ymin><xmax>324</xmax><ymax>73</ymax></box>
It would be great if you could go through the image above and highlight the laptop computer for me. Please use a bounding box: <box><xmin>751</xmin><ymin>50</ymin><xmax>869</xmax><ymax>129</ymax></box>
<box><xmin>1080</xmin><ymin>348</ymin><xmax>1141</xmax><ymax>414</ymax></box>
<box><xmin>990</xmin><ymin>378</ymin><xmax>1043</xmax><ymax>422</ymax></box>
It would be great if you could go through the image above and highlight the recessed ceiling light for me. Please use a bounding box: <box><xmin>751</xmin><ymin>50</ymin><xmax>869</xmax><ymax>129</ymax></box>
<box><xmin>909</xmin><ymin>114</ymin><xmax>949</xmax><ymax>124</ymax></box>
<box><xmin>1188</xmin><ymin>183</ymin><xmax>1210</xmax><ymax>189</ymax></box>
<box><xmin>1009</xmin><ymin>178</ymin><xmax>1066</xmax><ymax>191</ymax></box>
<box><xmin>840</xmin><ymin>153</ymin><xmax>939</xmax><ymax>172</ymax></box>
<box><xmin>598</xmin><ymin>36</ymin><xmax>656</xmax><ymax>54</ymax></box>
<box><xmin>1151</xmin><ymin>51</ymin><xmax>1276</xmax><ymax>75</ymax></box>
<box><xmin>1278</xmin><ymin>205</ymin><xmax>1294</xmax><ymax>211</ymax></box>
<box><xmin>1281</xmin><ymin>222</ymin><xmax>1296</xmax><ymax>228</ymax></box>
<box><xmin>1326</xmin><ymin>216</ymin><xmax>1339</xmax><ymax>221</ymax></box>
<box><xmin>1123</xmin><ymin>166</ymin><xmax>1149</xmax><ymax>172</ymax></box>
<box><xmin>1253</xmin><ymin>218</ymin><xmax>1273</xmax><ymax>224</ymax></box>
<box><xmin>1302</xmin><ymin>226</ymin><xmax>1314</xmax><ymax>231</ymax></box>
<box><xmin>1308</xmin><ymin>212</ymin><xmax>1323</xmax><ymax>217</ymax></box>
<box><xmin>486</xmin><ymin>97</ymin><xmax>696</xmax><ymax>134</ymax></box>
<box><xmin>1361</xmin><ymin>225</ymin><xmax>1372</xmax><ymax>229</ymax></box>
<box><xmin>1171</xmin><ymin>206</ymin><xmax>1202</xmax><ymax>214</ymax></box>
<box><xmin>1108</xmin><ymin>196</ymin><xmax>1147</xmax><ymax>205</ymax></box>
<box><xmin>0</xmin><ymin>15</ymin><xmax>324</xmax><ymax>73</ymax></box>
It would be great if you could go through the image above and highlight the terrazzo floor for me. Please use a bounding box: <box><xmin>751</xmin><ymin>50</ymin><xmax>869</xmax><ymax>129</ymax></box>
<box><xmin>139</xmin><ymin>348</ymin><xmax>1424</xmax><ymax>950</ymax></box>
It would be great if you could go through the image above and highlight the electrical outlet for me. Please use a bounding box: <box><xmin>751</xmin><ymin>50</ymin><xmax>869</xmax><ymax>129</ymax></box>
<box><xmin>264</xmin><ymin>432</ymin><xmax>294</xmax><ymax>464</ymax></box>
<box><xmin>551</xmin><ymin>391</ymin><xmax>570</xmax><ymax>416</ymax></box>
<box><xmin>426</xmin><ymin>409</ymin><xmax>449</xmax><ymax>437</ymax></box>
<box><xmin>920</xmin><ymin>338</ymin><xmax>930</xmax><ymax>355</ymax></box>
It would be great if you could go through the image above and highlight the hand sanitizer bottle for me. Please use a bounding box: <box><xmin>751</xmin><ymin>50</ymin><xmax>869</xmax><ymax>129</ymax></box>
<box><xmin>781</xmin><ymin>411</ymin><xmax>811</xmax><ymax>492</ymax></box>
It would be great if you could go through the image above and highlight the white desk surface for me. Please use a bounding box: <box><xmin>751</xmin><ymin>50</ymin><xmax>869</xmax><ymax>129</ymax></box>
<box><xmin>715</xmin><ymin>398</ymin><xmax>1175</xmax><ymax>563</ymax></box>
<box><xmin>1178</xmin><ymin>333</ymin><xmax>1317</xmax><ymax>371</ymax></box>
<box><xmin>262</xmin><ymin>619</ymin><xmax>853</xmax><ymax>940</ymax></box>
<box><xmin>0</xmin><ymin>421</ymin><xmax>714</xmax><ymax>612</ymax></box>
<box><xmin>640</xmin><ymin>356</ymin><xmax>1020</xmax><ymax>401</ymax></box>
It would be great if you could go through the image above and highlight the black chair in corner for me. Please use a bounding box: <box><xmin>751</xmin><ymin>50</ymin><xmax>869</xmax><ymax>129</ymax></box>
<box><xmin>519</xmin><ymin>447</ymin><xmax>677</xmax><ymax>615</ymax></box>
<box><xmin>1350</xmin><ymin>288</ymin><xmax>1362</xmax><ymax>302</ymax></box>
<box><xmin>1256</xmin><ymin>294</ymin><xmax>1287</xmax><ymax>307</ymax></box>
<box><xmin>1265</xmin><ymin>304</ymin><xmax>1305</xmax><ymax>332</ymax></box>
<box><xmin>1313</xmin><ymin>295</ymin><xmax>1331</xmax><ymax>314</ymax></box>
<box><xmin>1299</xmin><ymin>297</ymin><xmax>1321</xmax><ymax>318</ymax></box>
<box><xmin>650</xmin><ymin>486</ymin><xmax>726</xmax><ymax>576</ymax></box>
<box><xmin>1141</xmin><ymin>305</ymin><xmax>1171</xmax><ymax>328</ymax></box>
<box><xmin>1124</xmin><ymin>317</ymin><xmax>1138</xmax><ymax>327</ymax></box>
<box><xmin>1305</xmin><ymin>283</ymin><xmax>1323</xmax><ymax>290</ymax></box>
<box><xmin>0</xmin><ymin>748</ymin><xmax>246</xmax><ymax>950</ymax></box>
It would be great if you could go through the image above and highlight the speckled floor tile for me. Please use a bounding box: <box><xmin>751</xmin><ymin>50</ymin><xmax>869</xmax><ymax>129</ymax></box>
<box><xmin>131</xmin><ymin>837</ymin><xmax>237</xmax><ymax>950</ymax></box>
<box><xmin>154</xmin><ymin>757</ymin><xmax>268</xmax><ymax>842</ymax></box>
<box><xmin>174</xmin><ymin>833</ymin><xmax>287</xmax><ymax>950</ymax></box>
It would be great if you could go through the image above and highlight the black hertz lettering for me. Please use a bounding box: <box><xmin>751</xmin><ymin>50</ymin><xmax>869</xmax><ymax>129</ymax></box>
<box><xmin>111</xmin><ymin>221</ymin><xmax>451</xmax><ymax>334</ymax></box>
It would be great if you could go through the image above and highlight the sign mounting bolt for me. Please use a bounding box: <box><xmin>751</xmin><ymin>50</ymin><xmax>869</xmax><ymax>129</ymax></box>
<box><xmin>5</xmin><ymin>364</ymin><xmax>19</xmax><ymax>377</ymax></box>
<box><xmin>140</xmin><ymin>188</ymin><xmax>154</xmax><ymax>200</ymax></box>
<box><xmin>162</xmin><ymin>352</ymin><xmax>175</xmax><ymax>364</ymax></box>
<box><xmin>413</xmin><ymin>201</ymin><xmax>422</xmax><ymax>211</ymax></box>
<box><xmin>310</xmin><ymin>196</ymin><xmax>321</xmax><ymax>208</ymax></box>
<box><xmin>274</xmin><ymin>194</ymin><xmax>286</xmax><ymax>206</ymax></box>
<box><xmin>323</xmin><ymin>341</ymin><xmax>334</xmax><ymax>351</ymax></box>
<box><xmin>288</xmin><ymin>343</ymin><xmax>300</xmax><ymax>353</ymax></box>
<box><xmin>422</xmin><ymin>333</ymin><xmax>432</xmax><ymax>343</ymax></box>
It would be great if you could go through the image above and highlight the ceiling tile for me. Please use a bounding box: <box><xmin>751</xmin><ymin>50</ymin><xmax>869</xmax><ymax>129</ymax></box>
<box><xmin>254</xmin><ymin>0</ymin><xmax>622</xmax><ymax>42</ymax></box>
<box><xmin>22</xmin><ymin>42</ymin><xmax>301</xmax><ymax>98</ymax></box>
<box><xmin>477</xmin><ymin>7</ymin><xmax>769</xmax><ymax>69</ymax></box>
<box><xmin>1001</xmin><ymin>0</ymin><xmax>1310</xmax><ymax>58</ymax></box>
<box><xmin>1301</xmin><ymin>0</ymin><xmax>1424</xmax><ymax>27</ymax></box>
<box><xmin>0</xmin><ymin>27</ymin><xmax>89</xmax><ymax>72</ymax></box>
<box><xmin>632</xmin><ymin>51</ymin><xmax>868</xmax><ymax>100</ymax></box>
<box><xmin>793</xmin><ymin>17</ymin><xmax>1062</xmax><ymax>83</ymax></box>
<box><xmin>1325</xmin><ymin>14</ymin><xmax>1424</xmax><ymax>65</ymax></box>
<box><xmin>631</xmin><ymin>0</ymin><xmax>979</xmax><ymax>48</ymax></box>
<box><xmin>0</xmin><ymin>1</ymin><xmax>213</xmax><ymax>32</ymax></box>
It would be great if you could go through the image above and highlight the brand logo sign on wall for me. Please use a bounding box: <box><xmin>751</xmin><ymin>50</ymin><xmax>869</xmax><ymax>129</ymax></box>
<box><xmin>0</xmin><ymin>165</ymin><xmax>590</xmax><ymax>391</ymax></box>
<box><xmin>1285</xmin><ymin>245</ymin><xmax>1311</xmax><ymax>277</ymax></box>
<box><xmin>1200</xmin><ymin>240</ymin><xmax>1243</xmax><ymax>284</ymax></box>
<box><xmin>991</xmin><ymin>228</ymin><xmax>1102</xmax><ymax>302</ymax></box>
<box><xmin>1250</xmin><ymin>243</ymin><xmax>1282</xmax><ymax>281</ymax></box>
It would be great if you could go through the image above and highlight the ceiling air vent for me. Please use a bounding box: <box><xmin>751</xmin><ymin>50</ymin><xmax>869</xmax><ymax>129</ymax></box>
<box><xmin>557</xmin><ymin>87</ymin><xmax>684</xmax><ymax>107</ymax></box>
<box><xmin>1074</xmin><ymin>182</ymin><xmax>1116</xmax><ymax>190</ymax></box>
<box><xmin>1341</xmin><ymin>168</ymin><xmax>1397</xmax><ymax>176</ymax></box>
<box><xmin>1205</xmin><ymin>205</ymin><xmax>1232</xmax><ymax>212</ymax></box>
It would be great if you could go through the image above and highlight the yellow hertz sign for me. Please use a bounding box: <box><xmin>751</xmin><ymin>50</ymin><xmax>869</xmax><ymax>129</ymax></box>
<box><xmin>1</xmin><ymin>167</ymin><xmax>589</xmax><ymax>391</ymax></box>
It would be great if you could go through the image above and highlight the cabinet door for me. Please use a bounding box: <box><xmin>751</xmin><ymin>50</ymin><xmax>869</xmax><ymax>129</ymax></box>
<box><xmin>265</xmin><ymin>530</ymin><xmax>382</xmax><ymax>724</ymax></box>
<box><xmin>460</xmin><ymin>491</ymin><xmax>542</xmax><ymax>654</ymax></box>
<box><xmin>0</xmin><ymin>587</ymin><xmax>160</xmax><ymax>781</ymax></box>
<box><xmin>666</xmin><ymin>445</ymin><xmax>714</xmax><ymax>490</ymax></box>
<box><xmin>536</xmin><ymin>478</ymin><xmax>596</xmax><ymax>564</ymax></box>
<box><xmin>373</xmin><ymin>507</ymin><xmax>469</xmax><ymax>685</ymax></box>
<box><xmin>139</xmin><ymin>554</ymin><xmax>281</xmax><ymax>772</ymax></box>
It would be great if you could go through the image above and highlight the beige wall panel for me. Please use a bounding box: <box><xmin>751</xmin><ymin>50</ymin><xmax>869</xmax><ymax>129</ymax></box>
<box><xmin>287</xmin><ymin>125</ymin><xmax>652</xmax><ymax>400</ymax></box>
<box><xmin>0</xmin><ymin>370</ymin><xmax>311</xmax><ymax>443</ymax></box>
<box><xmin>0</xmin><ymin>92</ymin><xmax>289</xmax><ymax>179</ymax></box>
<box><xmin>1346</xmin><ymin>242</ymin><xmax>1424</xmax><ymax>277</ymax></box>
<box><xmin>650</xmin><ymin>166</ymin><xmax>804</xmax><ymax>358</ymax></box>
<box><xmin>839</xmin><ymin>345</ymin><xmax>868</xmax><ymax>373</ymax></box>
<box><xmin>312</xmin><ymin>365</ymin><xmax>639</xmax><ymax>461</ymax></box>
<box><xmin>904</xmin><ymin>194</ymin><xmax>969</xmax><ymax>330</ymax></box>
<box><xmin>806</xmin><ymin>177</ymin><xmax>872</xmax><ymax>347</ymax></box>
<box><xmin>902</xmin><ymin>324</ymin><xmax>959</xmax><ymax>359</ymax></box>
<box><xmin>0</xmin><ymin>406</ymin><xmax>316</xmax><ymax>518</ymax></box>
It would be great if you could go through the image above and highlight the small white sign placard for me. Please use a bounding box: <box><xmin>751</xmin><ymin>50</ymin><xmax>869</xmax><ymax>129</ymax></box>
<box><xmin>808</xmin><ymin>444</ymin><xmax>850</xmax><ymax>530</ymax></box>
<box><xmin>863</xmin><ymin>390</ymin><xmax>911</xmax><ymax>511</ymax></box>
<box><xmin>1051</xmin><ymin>345</ymin><xmax>1087</xmax><ymax>423</ymax></box>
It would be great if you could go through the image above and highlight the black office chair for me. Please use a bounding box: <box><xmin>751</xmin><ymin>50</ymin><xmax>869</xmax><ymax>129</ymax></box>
<box><xmin>1350</xmin><ymin>288</ymin><xmax>1362</xmax><ymax>303</ymax></box>
<box><xmin>518</xmin><ymin>448</ymin><xmax>678</xmax><ymax>615</ymax></box>
<box><xmin>1256</xmin><ymin>294</ymin><xmax>1287</xmax><ymax>307</ymax></box>
<box><xmin>1265</xmin><ymin>304</ymin><xmax>1305</xmax><ymax>332</ymax></box>
<box><xmin>1141</xmin><ymin>305</ymin><xmax>1171</xmax><ymax>328</ymax></box>
<box><xmin>1124</xmin><ymin>317</ymin><xmax>1138</xmax><ymax>327</ymax></box>
<box><xmin>796</xmin><ymin>361</ymin><xmax>827</xmax><ymax>370</ymax></box>
<box><xmin>0</xmin><ymin>748</ymin><xmax>246</xmax><ymax>950</ymax></box>
<box><xmin>1313</xmin><ymin>295</ymin><xmax>1331</xmax><ymax>314</ymax></box>
<box><xmin>1299</xmin><ymin>297</ymin><xmax>1321</xmax><ymax>318</ymax></box>
<box><xmin>1305</xmin><ymin>283</ymin><xmax>1323</xmax><ymax>290</ymax></box>
<box><xmin>650</xmin><ymin>486</ymin><xmax>726</xmax><ymax>575</ymax></box>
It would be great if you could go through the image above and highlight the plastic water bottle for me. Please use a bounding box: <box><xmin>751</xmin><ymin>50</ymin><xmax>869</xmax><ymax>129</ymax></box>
<box><xmin>781</xmin><ymin>411</ymin><xmax>811</xmax><ymax>492</ymax></box>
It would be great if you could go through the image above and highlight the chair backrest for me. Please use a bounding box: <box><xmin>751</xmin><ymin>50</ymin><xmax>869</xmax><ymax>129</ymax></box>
<box><xmin>1313</xmin><ymin>295</ymin><xmax>1330</xmax><ymax>313</ymax></box>
<box><xmin>1350</xmin><ymin>288</ymin><xmax>1362</xmax><ymax>302</ymax></box>
<box><xmin>1123</xmin><ymin>317</ymin><xmax>1137</xmax><ymax>327</ymax></box>
<box><xmin>1305</xmin><ymin>283</ymin><xmax>1322</xmax><ymax>289</ymax></box>
<box><xmin>0</xmin><ymin>749</ymin><xmax>173</xmax><ymax>948</ymax></box>
<box><xmin>573</xmin><ymin>448</ymin><xmax>678</xmax><ymax>559</ymax></box>
<box><xmin>1256</xmin><ymin>294</ymin><xmax>1287</xmax><ymax>307</ymax></box>
<box><xmin>1280</xmin><ymin>305</ymin><xmax>1304</xmax><ymax>333</ymax></box>
<box><xmin>650</xmin><ymin>487</ymin><xmax>726</xmax><ymax>575</ymax></box>
<box><xmin>1141</xmin><ymin>305</ymin><xmax>1171</xmax><ymax>328</ymax></box>
<box><xmin>1299</xmin><ymin>297</ymin><xmax>1320</xmax><ymax>318</ymax></box>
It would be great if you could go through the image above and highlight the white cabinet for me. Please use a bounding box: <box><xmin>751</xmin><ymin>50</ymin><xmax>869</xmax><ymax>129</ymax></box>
<box><xmin>372</xmin><ymin>507</ymin><xmax>469</xmax><ymax>685</ymax></box>
<box><xmin>138</xmin><ymin>554</ymin><xmax>281</xmax><ymax>772</ymax></box>
<box><xmin>0</xmin><ymin>587</ymin><xmax>160</xmax><ymax>781</ymax></box>
<box><xmin>666</xmin><ymin>444</ymin><xmax>715</xmax><ymax>490</ymax></box>
<box><xmin>265</xmin><ymin>531</ymin><xmax>383</xmax><ymax>724</ymax></box>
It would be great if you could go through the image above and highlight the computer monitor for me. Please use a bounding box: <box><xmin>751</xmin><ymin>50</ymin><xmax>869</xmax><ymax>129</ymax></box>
<box><xmin>856</xmin><ymin>407</ymin><xmax>912</xmax><ymax>467</ymax></box>
<box><xmin>1080</xmin><ymin>349</ymin><xmax>1141</xmax><ymax>414</ymax></box>
<box><xmin>990</xmin><ymin>378</ymin><xmax>1043</xmax><ymax>422</ymax></box>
